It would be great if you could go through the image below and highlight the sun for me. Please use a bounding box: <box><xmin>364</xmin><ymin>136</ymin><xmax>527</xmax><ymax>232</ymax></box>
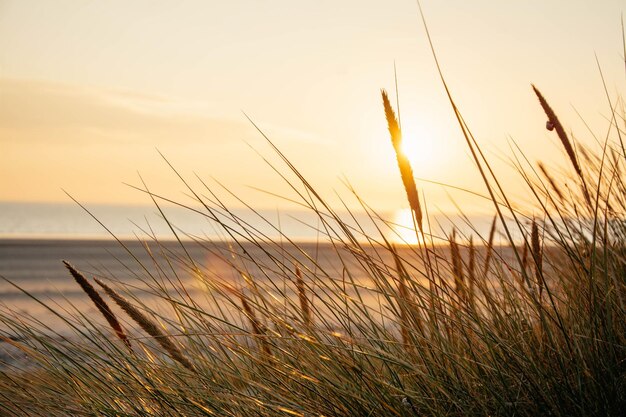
<box><xmin>400</xmin><ymin>134</ymin><xmax>438</xmax><ymax>176</ymax></box>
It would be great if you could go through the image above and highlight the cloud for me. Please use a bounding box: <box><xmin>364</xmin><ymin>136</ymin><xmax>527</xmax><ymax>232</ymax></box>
<box><xmin>0</xmin><ymin>78</ymin><xmax>249</xmax><ymax>144</ymax></box>
<box><xmin>0</xmin><ymin>78</ymin><xmax>323</xmax><ymax>146</ymax></box>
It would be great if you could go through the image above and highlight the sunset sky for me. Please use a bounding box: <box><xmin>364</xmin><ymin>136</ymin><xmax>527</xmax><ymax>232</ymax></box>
<box><xmin>1</xmin><ymin>0</ymin><xmax>624</xmax><ymax>217</ymax></box>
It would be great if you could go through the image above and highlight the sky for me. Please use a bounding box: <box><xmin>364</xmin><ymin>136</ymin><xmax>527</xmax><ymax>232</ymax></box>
<box><xmin>1</xmin><ymin>0</ymin><xmax>625</xmax><ymax>217</ymax></box>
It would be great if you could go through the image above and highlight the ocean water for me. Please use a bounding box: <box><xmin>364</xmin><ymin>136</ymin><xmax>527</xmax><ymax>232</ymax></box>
<box><xmin>0</xmin><ymin>202</ymin><xmax>512</xmax><ymax>339</ymax></box>
<box><xmin>0</xmin><ymin>201</ymin><xmax>351</xmax><ymax>240</ymax></box>
<box><xmin>0</xmin><ymin>202</ymin><xmax>505</xmax><ymax>242</ymax></box>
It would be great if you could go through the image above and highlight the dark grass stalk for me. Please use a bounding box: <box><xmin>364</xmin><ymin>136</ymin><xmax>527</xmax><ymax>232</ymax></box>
<box><xmin>416</xmin><ymin>1</ymin><xmax>537</xmax><ymax>306</ymax></box>
<box><xmin>468</xmin><ymin>236</ymin><xmax>476</xmax><ymax>308</ymax></box>
<box><xmin>538</xmin><ymin>162</ymin><xmax>565</xmax><ymax>202</ymax></box>
<box><xmin>239</xmin><ymin>293</ymin><xmax>272</xmax><ymax>357</ymax></box>
<box><xmin>533</xmin><ymin>86</ymin><xmax>593</xmax><ymax>207</ymax></box>
<box><xmin>94</xmin><ymin>278</ymin><xmax>195</xmax><ymax>372</ymax></box>
<box><xmin>62</xmin><ymin>261</ymin><xmax>133</xmax><ymax>352</ymax></box>
<box><xmin>295</xmin><ymin>264</ymin><xmax>312</xmax><ymax>328</ymax></box>
<box><xmin>531</xmin><ymin>219</ymin><xmax>544</xmax><ymax>301</ymax></box>
<box><xmin>532</xmin><ymin>85</ymin><xmax>583</xmax><ymax>178</ymax></box>
<box><xmin>483</xmin><ymin>215</ymin><xmax>497</xmax><ymax>276</ymax></box>
<box><xmin>449</xmin><ymin>229</ymin><xmax>465</xmax><ymax>304</ymax></box>
<box><xmin>414</xmin><ymin>15</ymin><xmax>584</xmax><ymax>407</ymax></box>
<box><xmin>390</xmin><ymin>246</ymin><xmax>414</xmax><ymax>348</ymax></box>
<box><xmin>521</xmin><ymin>237</ymin><xmax>529</xmax><ymax>282</ymax></box>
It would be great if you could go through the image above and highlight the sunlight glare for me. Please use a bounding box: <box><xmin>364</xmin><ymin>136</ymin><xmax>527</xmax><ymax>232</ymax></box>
<box><xmin>399</xmin><ymin>120</ymin><xmax>440</xmax><ymax>177</ymax></box>
<box><xmin>401</xmin><ymin>136</ymin><xmax>437</xmax><ymax>175</ymax></box>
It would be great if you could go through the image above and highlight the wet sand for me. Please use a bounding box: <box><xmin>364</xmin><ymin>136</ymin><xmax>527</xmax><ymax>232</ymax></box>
<box><xmin>0</xmin><ymin>238</ymin><xmax>388</xmax><ymax>334</ymax></box>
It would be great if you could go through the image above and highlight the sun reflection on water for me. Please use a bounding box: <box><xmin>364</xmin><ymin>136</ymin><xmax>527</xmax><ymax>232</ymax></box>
<box><xmin>391</xmin><ymin>208</ymin><xmax>421</xmax><ymax>245</ymax></box>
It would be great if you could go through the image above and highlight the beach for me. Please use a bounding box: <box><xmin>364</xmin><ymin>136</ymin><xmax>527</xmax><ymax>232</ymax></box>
<box><xmin>0</xmin><ymin>237</ymin><xmax>525</xmax><ymax>339</ymax></box>
<box><xmin>0</xmin><ymin>238</ymin><xmax>405</xmax><ymax>336</ymax></box>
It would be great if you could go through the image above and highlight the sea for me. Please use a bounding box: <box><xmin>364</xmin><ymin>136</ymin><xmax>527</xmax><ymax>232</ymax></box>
<box><xmin>0</xmin><ymin>202</ymin><xmax>391</xmax><ymax>333</ymax></box>
<box><xmin>0</xmin><ymin>201</ymin><xmax>509</xmax><ymax>363</ymax></box>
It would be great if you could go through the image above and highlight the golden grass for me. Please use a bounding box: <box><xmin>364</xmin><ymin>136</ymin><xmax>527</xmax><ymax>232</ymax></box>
<box><xmin>381</xmin><ymin>89</ymin><xmax>423</xmax><ymax>233</ymax></box>
<box><xmin>1</xmin><ymin>25</ymin><xmax>624</xmax><ymax>415</ymax></box>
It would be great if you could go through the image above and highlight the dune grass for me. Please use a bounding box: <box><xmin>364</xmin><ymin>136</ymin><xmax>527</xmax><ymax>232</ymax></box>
<box><xmin>1</xmin><ymin>25</ymin><xmax>626</xmax><ymax>417</ymax></box>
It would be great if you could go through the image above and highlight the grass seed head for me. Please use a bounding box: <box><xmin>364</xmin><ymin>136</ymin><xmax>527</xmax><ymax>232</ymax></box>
<box><xmin>63</xmin><ymin>261</ymin><xmax>132</xmax><ymax>352</ymax></box>
<box><xmin>382</xmin><ymin>89</ymin><xmax>423</xmax><ymax>233</ymax></box>
<box><xmin>94</xmin><ymin>278</ymin><xmax>194</xmax><ymax>371</ymax></box>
